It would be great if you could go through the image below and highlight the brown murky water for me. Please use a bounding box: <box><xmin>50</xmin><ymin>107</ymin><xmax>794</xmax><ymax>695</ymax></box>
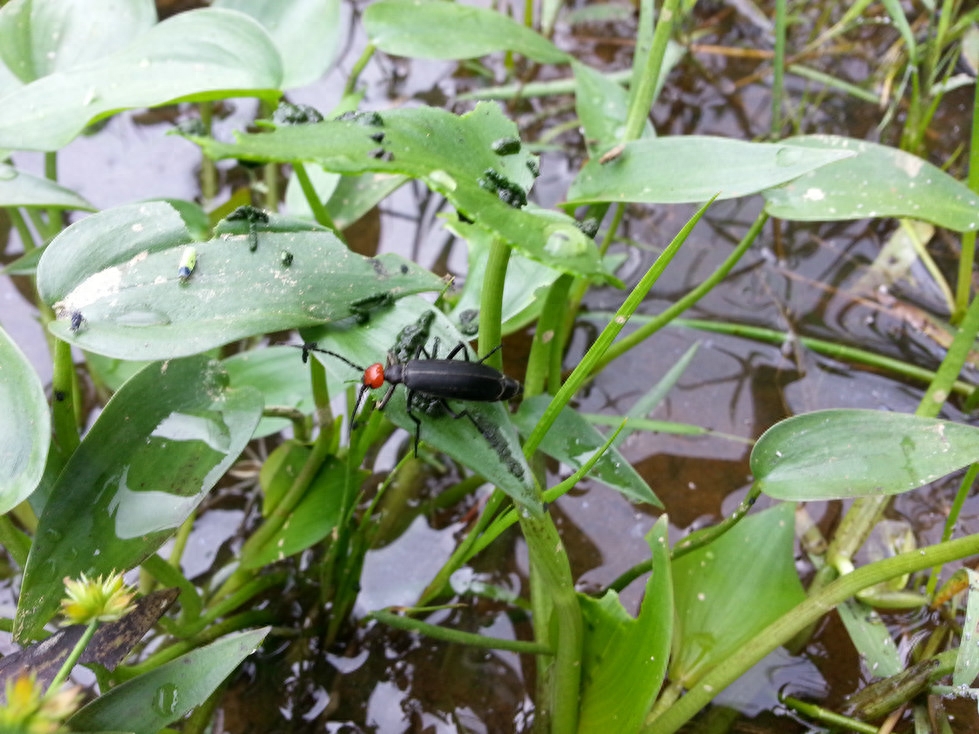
<box><xmin>2</xmin><ymin>1</ymin><xmax>978</xmax><ymax>732</ymax></box>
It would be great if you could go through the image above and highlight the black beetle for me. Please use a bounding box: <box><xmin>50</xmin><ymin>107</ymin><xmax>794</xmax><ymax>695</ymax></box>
<box><xmin>300</xmin><ymin>339</ymin><xmax>521</xmax><ymax>456</ymax></box>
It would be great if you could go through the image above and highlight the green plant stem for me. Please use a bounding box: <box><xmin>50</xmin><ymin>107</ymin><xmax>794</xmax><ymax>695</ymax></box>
<box><xmin>926</xmin><ymin>463</ymin><xmax>979</xmax><ymax>596</ymax></box>
<box><xmin>199</xmin><ymin>102</ymin><xmax>218</xmax><ymax>204</ymax></box>
<box><xmin>771</xmin><ymin>0</ymin><xmax>786</xmax><ymax>136</ymax></box>
<box><xmin>920</xmin><ymin>290</ymin><xmax>979</xmax><ymax>418</ymax></box>
<box><xmin>142</xmin><ymin>553</ymin><xmax>202</xmax><ymax>629</ymax></box>
<box><xmin>478</xmin><ymin>236</ymin><xmax>509</xmax><ymax>368</ymax></box>
<box><xmin>41</xmin><ymin>151</ymin><xmax>63</xmax><ymax>240</ymax></box>
<box><xmin>211</xmin><ymin>427</ymin><xmax>332</xmax><ymax>602</ymax></box>
<box><xmin>595</xmin><ymin>211</ymin><xmax>767</xmax><ymax>372</ymax></box>
<box><xmin>656</xmin><ymin>317</ymin><xmax>975</xmax><ymax>397</ymax></box>
<box><xmin>459</xmin><ymin>69</ymin><xmax>632</xmax><ymax>102</ymax></box>
<box><xmin>780</xmin><ymin>696</ymin><xmax>878</xmax><ymax>733</ymax></box>
<box><xmin>523</xmin><ymin>199</ymin><xmax>712</xmax><ymax>459</ymax></box>
<box><xmin>370</xmin><ymin>609</ymin><xmax>552</xmax><ymax>654</ymax></box>
<box><xmin>51</xmin><ymin>339</ymin><xmax>80</xmax><ymax>455</ymax></box>
<box><xmin>608</xmin><ymin>485</ymin><xmax>762</xmax><ymax>594</ymax></box>
<box><xmin>624</xmin><ymin>0</ymin><xmax>678</xmax><ymax>140</ymax></box>
<box><xmin>0</xmin><ymin>514</ymin><xmax>30</xmax><ymax>569</ymax></box>
<box><xmin>48</xmin><ymin>620</ymin><xmax>97</xmax><ymax>692</ymax></box>
<box><xmin>344</xmin><ymin>43</ymin><xmax>375</xmax><ymax>98</ymax></box>
<box><xmin>525</xmin><ymin>274</ymin><xmax>572</xmax><ymax>398</ymax></box>
<box><xmin>469</xmin><ymin>422</ymin><xmax>625</xmax><ymax>560</ymax></box>
<box><xmin>8</xmin><ymin>208</ymin><xmax>37</xmax><ymax>253</ymax></box>
<box><xmin>292</xmin><ymin>161</ymin><xmax>338</xmax><ymax>231</ymax></box>
<box><xmin>169</xmin><ymin>513</ymin><xmax>194</xmax><ymax>569</ymax></box>
<box><xmin>520</xmin><ymin>511</ymin><xmax>581</xmax><ymax>734</ymax></box>
<box><xmin>954</xmin><ymin>74</ymin><xmax>979</xmax><ymax>322</ymax></box>
<box><xmin>645</xmin><ymin>531</ymin><xmax>979</xmax><ymax>733</ymax></box>
<box><xmin>417</xmin><ymin>490</ymin><xmax>509</xmax><ymax>605</ymax></box>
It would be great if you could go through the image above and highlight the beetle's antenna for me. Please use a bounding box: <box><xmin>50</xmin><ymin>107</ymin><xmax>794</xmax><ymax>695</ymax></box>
<box><xmin>296</xmin><ymin>342</ymin><xmax>365</xmax><ymax>371</ymax></box>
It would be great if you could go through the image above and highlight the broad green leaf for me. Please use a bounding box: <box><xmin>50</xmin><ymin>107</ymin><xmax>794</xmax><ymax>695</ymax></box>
<box><xmin>214</xmin><ymin>0</ymin><xmax>340</xmax><ymax>88</ymax></box>
<box><xmin>763</xmin><ymin>136</ymin><xmax>979</xmax><ymax>232</ymax></box>
<box><xmin>0</xmin><ymin>0</ymin><xmax>156</xmax><ymax>82</ymax></box>
<box><xmin>954</xmin><ymin>569</ymin><xmax>979</xmax><ymax>687</ymax></box>
<box><xmin>68</xmin><ymin>627</ymin><xmax>270</xmax><ymax>733</ymax></box>
<box><xmin>514</xmin><ymin>395</ymin><xmax>660</xmax><ymax>507</ymax></box>
<box><xmin>566</xmin><ymin>136</ymin><xmax>854</xmax><ymax>205</ymax></box>
<box><xmin>194</xmin><ymin>102</ymin><xmax>612</xmax><ymax>282</ymax></box>
<box><xmin>0</xmin><ymin>163</ymin><xmax>94</xmax><ymax>209</ymax></box>
<box><xmin>752</xmin><ymin>409</ymin><xmax>979</xmax><ymax>500</ymax></box>
<box><xmin>284</xmin><ymin>164</ymin><xmax>408</xmax><ymax>231</ymax></box>
<box><xmin>0</xmin><ymin>8</ymin><xmax>283</xmax><ymax>151</ymax></box>
<box><xmin>578</xmin><ymin>516</ymin><xmax>672</xmax><ymax>732</ymax></box>
<box><xmin>0</xmin><ymin>326</ymin><xmax>49</xmax><ymax>515</ymax></box>
<box><xmin>241</xmin><ymin>444</ymin><xmax>364</xmax><ymax>569</ymax></box>
<box><xmin>36</xmin><ymin>201</ymin><xmax>442</xmax><ymax>361</ymax></box>
<box><xmin>837</xmin><ymin>598</ymin><xmax>903</xmax><ymax>678</ymax></box>
<box><xmin>573</xmin><ymin>60</ymin><xmax>639</xmax><ymax>158</ymax></box>
<box><xmin>15</xmin><ymin>356</ymin><xmax>263</xmax><ymax>640</ymax></box>
<box><xmin>444</xmin><ymin>212</ymin><xmax>561</xmax><ymax>335</ymax></box>
<box><xmin>363</xmin><ymin>0</ymin><xmax>569</xmax><ymax>64</ymax></box>
<box><xmin>302</xmin><ymin>297</ymin><xmax>539</xmax><ymax>512</ymax></box>
<box><xmin>670</xmin><ymin>503</ymin><xmax>805</xmax><ymax>684</ymax></box>
<box><xmin>223</xmin><ymin>347</ymin><xmax>315</xmax><ymax>438</ymax></box>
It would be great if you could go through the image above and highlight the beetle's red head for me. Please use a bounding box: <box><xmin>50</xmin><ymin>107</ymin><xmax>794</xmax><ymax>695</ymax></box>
<box><xmin>363</xmin><ymin>363</ymin><xmax>385</xmax><ymax>389</ymax></box>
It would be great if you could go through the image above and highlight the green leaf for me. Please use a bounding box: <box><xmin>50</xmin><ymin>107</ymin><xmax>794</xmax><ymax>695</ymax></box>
<box><xmin>213</xmin><ymin>0</ymin><xmax>340</xmax><ymax>88</ymax></box>
<box><xmin>0</xmin><ymin>163</ymin><xmax>94</xmax><ymax>209</ymax></box>
<box><xmin>578</xmin><ymin>516</ymin><xmax>672</xmax><ymax>732</ymax></box>
<box><xmin>763</xmin><ymin>136</ymin><xmax>979</xmax><ymax>232</ymax></box>
<box><xmin>752</xmin><ymin>409</ymin><xmax>979</xmax><ymax>500</ymax></box>
<box><xmin>222</xmin><ymin>347</ymin><xmax>315</xmax><ymax>438</ymax></box>
<box><xmin>14</xmin><ymin>356</ymin><xmax>263</xmax><ymax>640</ymax></box>
<box><xmin>36</xmin><ymin>201</ymin><xmax>442</xmax><ymax>360</ymax></box>
<box><xmin>444</xmin><ymin>213</ymin><xmax>561</xmax><ymax>335</ymax></box>
<box><xmin>670</xmin><ymin>503</ymin><xmax>805</xmax><ymax>685</ymax></box>
<box><xmin>573</xmin><ymin>60</ymin><xmax>636</xmax><ymax>158</ymax></box>
<box><xmin>0</xmin><ymin>0</ymin><xmax>156</xmax><ymax>82</ymax></box>
<box><xmin>68</xmin><ymin>627</ymin><xmax>270</xmax><ymax>734</ymax></box>
<box><xmin>836</xmin><ymin>598</ymin><xmax>902</xmax><ymax>678</ymax></box>
<box><xmin>566</xmin><ymin>136</ymin><xmax>854</xmax><ymax>204</ymax></box>
<box><xmin>514</xmin><ymin>395</ymin><xmax>660</xmax><ymax>507</ymax></box>
<box><xmin>0</xmin><ymin>326</ymin><xmax>49</xmax><ymax>515</ymax></box>
<box><xmin>0</xmin><ymin>7</ymin><xmax>283</xmax><ymax>151</ymax></box>
<box><xmin>194</xmin><ymin>102</ymin><xmax>612</xmax><ymax>282</ymax></box>
<box><xmin>242</xmin><ymin>444</ymin><xmax>363</xmax><ymax>569</ymax></box>
<box><xmin>303</xmin><ymin>298</ymin><xmax>539</xmax><ymax>511</ymax></box>
<box><xmin>284</xmin><ymin>165</ymin><xmax>408</xmax><ymax>231</ymax></box>
<box><xmin>954</xmin><ymin>569</ymin><xmax>979</xmax><ymax>687</ymax></box>
<box><xmin>363</xmin><ymin>0</ymin><xmax>570</xmax><ymax>64</ymax></box>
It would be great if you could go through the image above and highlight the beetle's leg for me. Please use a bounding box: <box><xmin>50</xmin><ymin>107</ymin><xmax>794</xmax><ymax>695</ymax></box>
<box><xmin>445</xmin><ymin>342</ymin><xmax>468</xmax><ymax>361</ymax></box>
<box><xmin>405</xmin><ymin>388</ymin><xmax>423</xmax><ymax>457</ymax></box>
<box><xmin>375</xmin><ymin>383</ymin><xmax>397</xmax><ymax>410</ymax></box>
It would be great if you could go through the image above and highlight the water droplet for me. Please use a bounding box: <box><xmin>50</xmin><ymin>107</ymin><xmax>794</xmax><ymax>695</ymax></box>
<box><xmin>428</xmin><ymin>169</ymin><xmax>457</xmax><ymax>191</ymax></box>
<box><xmin>544</xmin><ymin>228</ymin><xmax>587</xmax><ymax>257</ymax></box>
<box><xmin>152</xmin><ymin>683</ymin><xmax>180</xmax><ymax>716</ymax></box>
<box><xmin>775</xmin><ymin>147</ymin><xmax>804</xmax><ymax>167</ymax></box>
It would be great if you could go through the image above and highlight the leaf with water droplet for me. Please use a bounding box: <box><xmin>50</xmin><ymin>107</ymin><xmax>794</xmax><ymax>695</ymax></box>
<box><xmin>14</xmin><ymin>356</ymin><xmax>263</xmax><ymax>641</ymax></box>
<box><xmin>763</xmin><ymin>135</ymin><xmax>979</xmax><ymax>232</ymax></box>
<box><xmin>568</xmin><ymin>136</ymin><xmax>854</xmax><ymax>205</ymax></box>
<box><xmin>37</xmin><ymin>201</ymin><xmax>442</xmax><ymax>360</ymax></box>
<box><xmin>68</xmin><ymin>627</ymin><xmax>270</xmax><ymax>733</ymax></box>
<box><xmin>752</xmin><ymin>409</ymin><xmax>979</xmax><ymax>500</ymax></box>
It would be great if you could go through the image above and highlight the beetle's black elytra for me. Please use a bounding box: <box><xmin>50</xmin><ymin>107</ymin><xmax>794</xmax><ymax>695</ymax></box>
<box><xmin>298</xmin><ymin>336</ymin><xmax>521</xmax><ymax>456</ymax></box>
